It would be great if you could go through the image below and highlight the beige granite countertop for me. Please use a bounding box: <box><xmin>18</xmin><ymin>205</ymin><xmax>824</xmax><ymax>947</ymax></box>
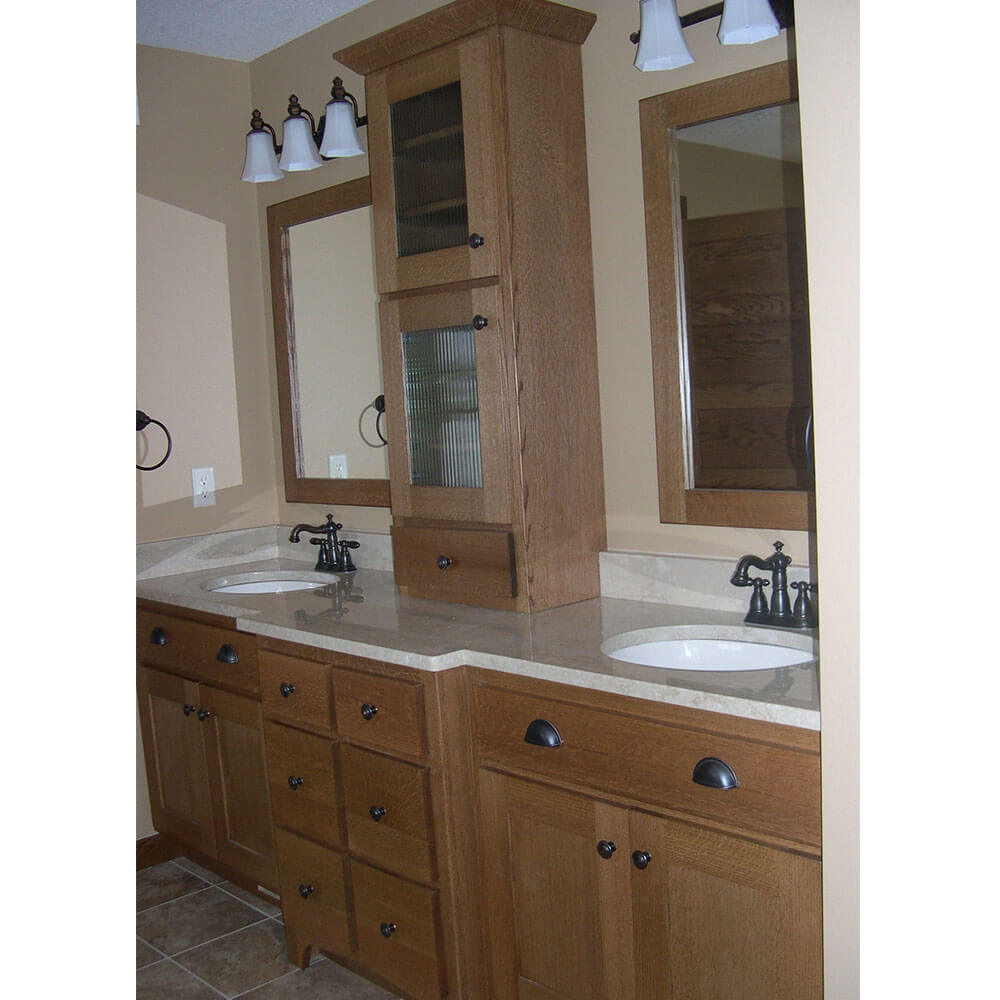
<box><xmin>137</xmin><ymin>555</ymin><xmax>820</xmax><ymax>731</ymax></box>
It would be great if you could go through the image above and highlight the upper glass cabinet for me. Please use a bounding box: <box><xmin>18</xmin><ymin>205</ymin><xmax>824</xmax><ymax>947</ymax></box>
<box><xmin>365</xmin><ymin>34</ymin><xmax>502</xmax><ymax>293</ymax></box>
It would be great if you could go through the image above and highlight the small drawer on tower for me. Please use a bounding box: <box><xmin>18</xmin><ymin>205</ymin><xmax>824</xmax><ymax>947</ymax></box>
<box><xmin>392</xmin><ymin>525</ymin><xmax>516</xmax><ymax>606</ymax></box>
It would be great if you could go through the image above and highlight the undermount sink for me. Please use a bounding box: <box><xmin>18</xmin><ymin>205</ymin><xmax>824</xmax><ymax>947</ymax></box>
<box><xmin>602</xmin><ymin>627</ymin><xmax>814</xmax><ymax>672</ymax></box>
<box><xmin>204</xmin><ymin>571</ymin><xmax>333</xmax><ymax>595</ymax></box>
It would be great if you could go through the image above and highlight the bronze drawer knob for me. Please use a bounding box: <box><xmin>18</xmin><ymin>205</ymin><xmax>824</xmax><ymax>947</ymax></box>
<box><xmin>468</xmin><ymin>232</ymin><xmax>485</xmax><ymax>248</ymax></box>
<box><xmin>437</xmin><ymin>555</ymin><xmax>453</xmax><ymax>570</ymax></box>
<box><xmin>197</xmin><ymin>709</ymin><xmax>212</xmax><ymax>722</ymax></box>
<box><xmin>216</xmin><ymin>643</ymin><xmax>239</xmax><ymax>664</ymax></box>
<box><xmin>361</xmin><ymin>703</ymin><xmax>378</xmax><ymax>720</ymax></box>
<box><xmin>149</xmin><ymin>627</ymin><xmax>168</xmax><ymax>646</ymax></box>
<box><xmin>632</xmin><ymin>850</ymin><xmax>652</xmax><ymax>870</ymax></box>
<box><xmin>380</xmin><ymin>921</ymin><xmax>397</xmax><ymax>939</ymax></box>
<box><xmin>369</xmin><ymin>805</ymin><xmax>387</xmax><ymax>822</ymax></box>
<box><xmin>298</xmin><ymin>884</ymin><xmax>314</xmax><ymax>899</ymax></box>
<box><xmin>288</xmin><ymin>776</ymin><xmax>304</xmax><ymax>790</ymax></box>
<box><xmin>280</xmin><ymin>682</ymin><xmax>296</xmax><ymax>698</ymax></box>
<box><xmin>183</xmin><ymin>704</ymin><xmax>196</xmax><ymax>716</ymax></box>
<box><xmin>597</xmin><ymin>840</ymin><xmax>617</xmax><ymax>859</ymax></box>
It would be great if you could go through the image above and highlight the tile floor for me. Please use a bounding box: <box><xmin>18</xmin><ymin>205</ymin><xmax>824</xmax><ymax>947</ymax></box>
<box><xmin>137</xmin><ymin>857</ymin><xmax>400</xmax><ymax>998</ymax></box>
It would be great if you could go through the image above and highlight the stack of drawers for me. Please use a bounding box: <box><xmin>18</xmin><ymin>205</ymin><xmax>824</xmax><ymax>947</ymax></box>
<box><xmin>259</xmin><ymin>641</ymin><xmax>447</xmax><ymax>1000</ymax></box>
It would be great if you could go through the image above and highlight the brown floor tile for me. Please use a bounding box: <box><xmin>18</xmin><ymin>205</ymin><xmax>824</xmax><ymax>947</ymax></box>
<box><xmin>138</xmin><ymin>861</ymin><xmax>212</xmax><ymax>911</ymax></box>
<box><xmin>218</xmin><ymin>880</ymin><xmax>282</xmax><ymax>918</ymax></box>
<box><xmin>174</xmin><ymin>919</ymin><xmax>296</xmax><ymax>998</ymax></box>
<box><xmin>175</xmin><ymin>857</ymin><xmax>229</xmax><ymax>884</ymax></box>
<box><xmin>137</xmin><ymin>959</ymin><xmax>226</xmax><ymax>999</ymax></box>
<box><xmin>138</xmin><ymin>937</ymin><xmax>164</xmax><ymax>969</ymax></box>
<box><xmin>137</xmin><ymin>886</ymin><xmax>267</xmax><ymax>956</ymax></box>
<box><xmin>237</xmin><ymin>958</ymin><xmax>400</xmax><ymax>998</ymax></box>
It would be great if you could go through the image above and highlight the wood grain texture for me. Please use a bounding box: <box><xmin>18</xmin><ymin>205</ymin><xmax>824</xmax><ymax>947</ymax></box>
<box><xmin>639</xmin><ymin>62</ymin><xmax>815</xmax><ymax>530</ymax></box>
<box><xmin>203</xmin><ymin>686</ymin><xmax>278</xmax><ymax>891</ymax></box>
<box><xmin>341</xmin><ymin>744</ymin><xmax>437</xmax><ymax>883</ymax></box>
<box><xmin>264</xmin><ymin>176</ymin><xmax>390</xmax><ymax>508</ymax></box>
<box><xmin>264</xmin><ymin>721</ymin><xmax>345</xmax><ymax>849</ymax></box>
<box><xmin>351</xmin><ymin>861</ymin><xmax>446</xmax><ymax>1000</ymax></box>
<box><xmin>273</xmin><ymin>828</ymin><xmax>352</xmax><ymax>968</ymax></box>
<box><xmin>136</xmin><ymin>608</ymin><xmax>260</xmax><ymax>697</ymax></box>
<box><xmin>391</xmin><ymin>524</ymin><xmax>517</xmax><ymax>608</ymax></box>
<box><xmin>333</xmin><ymin>667</ymin><xmax>428</xmax><ymax>760</ymax></box>
<box><xmin>259</xmin><ymin>651</ymin><xmax>336</xmax><ymax>736</ymax></box>
<box><xmin>334</xmin><ymin>0</ymin><xmax>596</xmax><ymax>75</ymax></box>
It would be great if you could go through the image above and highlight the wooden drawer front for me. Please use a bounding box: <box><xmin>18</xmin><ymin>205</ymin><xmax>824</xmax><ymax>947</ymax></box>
<box><xmin>392</xmin><ymin>525</ymin><xmax>516</xmax><ymax>605</ymax></box>
<box><xmin>333</xmin><ymin>669</ymin><xmax>427</xmax><ymax>759</ymax></box>
<box><xmin>259</xmin><ymin>652</ymin><xmax>335</xmax><ymax>735</ymax></box>
<box><xmin>341</xmin><ymin>745</ymin><xmax>436</xmax><ymax>884</ymax></box>
<box><xmin>474</xmin><ymin>685</ymin><xmax>821</xmax><ymax>848</ymax></box>
<box><xmin>274</xmin><ymin>828</ymin><xmax>351</xmax><ymax>960</ymax></box>
<box><xmin>264</xmin><ymin>722</ymin><xmax>343</xmax><ymax>849</ymax></box>
<box><xmin>351</xmin><ymin>860</ymin><xmax>445</xmax><ymax>1000</ymax></box>
<box><xmin>137</xmin><ymin>610</ymin><xmax>259</xmax><ymax>696</ymax></box>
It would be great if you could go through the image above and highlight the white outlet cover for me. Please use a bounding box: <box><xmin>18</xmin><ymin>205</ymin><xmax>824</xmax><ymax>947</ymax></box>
<box><xmin>328</xmin><ymin>454</ymin><xmax>348</xmax><ymax>478</ymax></box>
<box><xmin>192</xmin><ymin>466</ymin><xmax>216</xmax><ymax>507</ymax></box>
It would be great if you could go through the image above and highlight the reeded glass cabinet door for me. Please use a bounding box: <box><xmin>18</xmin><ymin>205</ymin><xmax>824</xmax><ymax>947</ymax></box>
<box><xmin>366</xmin><ymin>34</ymin><xmax>502</xmax><ymax>293</ymax></box>
<box><xmin>380</xmin><ymin>284</ymin><xmax>511</xmax><ymax>524</ymax></box>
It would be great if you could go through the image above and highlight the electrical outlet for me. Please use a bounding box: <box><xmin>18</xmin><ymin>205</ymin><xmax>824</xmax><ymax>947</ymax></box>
<box><xmin>329</xmin><ymin>454</ymin><xmax>348</xmax><ymax>479</ymax></box>
<box><xmin>192</xmin><ymin>466</ymin><xmax>216</xmax><ymax>507</ymax></box>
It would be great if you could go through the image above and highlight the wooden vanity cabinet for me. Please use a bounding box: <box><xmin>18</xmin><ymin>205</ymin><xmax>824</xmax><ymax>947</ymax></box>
<box><xmin>258</xmin><ymin>637</ymin><xmax>480</xmax><ymax>1000</ymax></box>
<box><xmin>136</xmin><ymin>603</ymin><xmax>277</xmax><ymax>893</ymax></box>
<box><xmin>335</xmin><ymin>0</ymin><xmax>606</xmax><ymax>613</ymax></box>
<box><xmin>471</xmin><ymin>670</ymin><xmax>823</xmax><ymax>1000</ymax></box>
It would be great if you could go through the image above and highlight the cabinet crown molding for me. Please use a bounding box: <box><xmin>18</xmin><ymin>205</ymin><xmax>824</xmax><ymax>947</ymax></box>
<box><xmin>334</xmin><ymin>0</ymin><xmax>597</xmax><ymax>75</ymax></box>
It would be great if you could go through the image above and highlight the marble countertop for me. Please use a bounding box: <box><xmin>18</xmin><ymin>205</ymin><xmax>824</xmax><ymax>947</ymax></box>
<box><xmin>136</xmin><ymin>558</ymin><xmax>820</xmax><ymax>730</ymax></box>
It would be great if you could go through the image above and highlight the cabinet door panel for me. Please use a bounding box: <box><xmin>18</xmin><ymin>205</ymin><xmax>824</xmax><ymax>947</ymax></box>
<box><xmin>629</xmin><ymin>810</ymin><xmax>822</xmax><ymax>1000</ymax></box>
<box><xmin>137</xmin><ymin>667</ymin><xmax>215</xmax><ymax>858</ymax></box>
<box><xmin>479</xmin><ymin>770</ymin><xmax>636</xmax><ymax>1000</ymax></box>
<box><xmin>367</xmin><ymin>32</ymin><xmax>502</xmax><ymax>293</ymax></box>
<box><xmin>203</xmin><ymin>686</ymin><xmax>277</xmax><ymax>891</ymax></box>
<box><xmin>380</xmin><ymin>283</ymin><xmax>514</xmax><ymax>525</ymax></box>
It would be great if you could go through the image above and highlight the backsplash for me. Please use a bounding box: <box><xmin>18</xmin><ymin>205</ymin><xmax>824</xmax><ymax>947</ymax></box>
<box><xmin>136</xmin><ymin>528</ymin><xmax>811</xmax><ymax>616</ymax></box>
<box><xmin>136</xmin><ymin>526</ymin><xmax>394</xmax><ymax>580</ymax></box>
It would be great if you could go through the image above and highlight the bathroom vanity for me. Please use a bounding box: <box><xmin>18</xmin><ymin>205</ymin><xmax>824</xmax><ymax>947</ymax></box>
<box><xmin>136</xmin><ymin>545</ymin><xmax>821</xmax><ymax>1000</ymax></box>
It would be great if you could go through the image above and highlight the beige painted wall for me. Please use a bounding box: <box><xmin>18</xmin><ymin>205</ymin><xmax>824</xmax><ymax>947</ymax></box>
<box><xmin>136</xmin><ymin>0</ymin><xmax>858</xmax><ymax>988</ymax></box>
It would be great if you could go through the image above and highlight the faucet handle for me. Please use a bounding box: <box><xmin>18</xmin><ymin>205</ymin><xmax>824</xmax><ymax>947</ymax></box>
<box><xmin>790</xmin><ymin>581</ymin><xmax>818</xmax><ymax>627</ymax></box>
<box><xmin>748</xmin><ymin>577</ymin><xmax>770</xmax><ymax>617</ymax></box>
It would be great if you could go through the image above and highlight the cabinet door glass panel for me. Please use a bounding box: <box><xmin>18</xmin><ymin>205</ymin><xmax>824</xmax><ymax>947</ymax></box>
<box><xmin>402</xmin><ymin>322</ymin><xmax>482</xmax><ymax>488</ymax></box>
<box><xmin>390</xmin><ymin>82</ymin><xmax>469</xmax><ymax>258</ymax></box>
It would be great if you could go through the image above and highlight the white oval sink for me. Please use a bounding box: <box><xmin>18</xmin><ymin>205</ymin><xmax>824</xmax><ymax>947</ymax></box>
<box><xmin>602</xmin><ymin>627</ymin><xmax>814</xmax><ymax>672</ymax></box>
<box><xmin>203</xmin><ymin>571</ymin><xmax>333</xmax><ymax>595</ymax></box>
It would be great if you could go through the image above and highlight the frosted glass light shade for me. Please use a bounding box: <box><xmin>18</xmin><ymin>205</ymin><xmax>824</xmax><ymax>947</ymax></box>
<box><xmin>319</xmin><ymin>100</ymin><xmax>364</xmax><ymax>158</ymax></box>
<box><xmin>718</xmin><ymin>0</ymin><xmax>781</xmax><ymax>44</ymax></box>
<box><xmin>241</xmin><ymin>130</ymin><xmax>282</xmax><ymax>183</ymax></box>
<box><xmin>634</xmin><ymin>0</ymin><xmax>693</xmax><ymax>71</ymax></box>
<box><xmin>279</xmin><ymin>115</ymin><xmax>322</xmax><ymax>171</ymax></box>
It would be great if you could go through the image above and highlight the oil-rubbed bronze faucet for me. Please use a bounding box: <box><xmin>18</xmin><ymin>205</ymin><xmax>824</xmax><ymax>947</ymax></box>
<box><xmin>731</xmin><ymin>541</ymin><xmax>817</xmax><ymax>628</ymax></box>
<box><xmin>289</xmin><ymin>513</ymin><xmax>360</xmax><ymax>573</ymax></box>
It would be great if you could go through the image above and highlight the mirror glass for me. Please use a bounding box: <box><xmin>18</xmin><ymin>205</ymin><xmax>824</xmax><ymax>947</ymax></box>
<box><xmin>640</xmin><ymin>63</ymin><xmax>813</xmax><ymax>530</ymax></box>
<box><xmin>268</xmin><ymin>178</ymin><xmax>391</xmax><ymax>506</ymax></box>
<box><xmin>677</xmin><ymin>102</ymin><xmax>812</xmax><ymax>492</ymax></box>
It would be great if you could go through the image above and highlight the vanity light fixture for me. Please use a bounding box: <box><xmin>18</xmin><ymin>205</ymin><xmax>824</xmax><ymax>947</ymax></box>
<box><xmin>631</xmin><ymin>0</ymin><xmax>792</xmax><ymax>71</ymax></box>
<box><xmin>241</xmin><ymin>77</ymin><xmax>367</xmax><ymax>183</ymax></box>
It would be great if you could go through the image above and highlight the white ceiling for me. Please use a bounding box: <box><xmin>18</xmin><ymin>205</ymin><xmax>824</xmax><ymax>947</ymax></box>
<box><xmin>136</xmin><ymin>0</ymin><xmax>376</xmax><ymax>62</ymax></box>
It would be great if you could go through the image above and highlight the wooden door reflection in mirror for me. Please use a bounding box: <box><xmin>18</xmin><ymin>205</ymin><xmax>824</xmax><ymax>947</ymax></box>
<box><xmin>640</xmin><ymin>62</ymin><xmax>814</xmax><ymax>530</ymax></box>
<box><xmin>267</xmin><ymin>177</ymin><xmax>390</xmax><ymax>506</ymax></box>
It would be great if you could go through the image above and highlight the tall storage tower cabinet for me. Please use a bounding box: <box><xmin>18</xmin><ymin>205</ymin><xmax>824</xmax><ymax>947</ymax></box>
<box><xmin>335</xmin><ymin>0</ymin><xmax>606</xmax><ymax>612</ymax></box>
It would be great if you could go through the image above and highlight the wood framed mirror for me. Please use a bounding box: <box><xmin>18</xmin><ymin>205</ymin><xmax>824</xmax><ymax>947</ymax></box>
<box><xmin>640</xmin><ymin>62</ymin><xmax>814</xmax><ymax>530</ymax></box>
<box><xmin>267</xmin><ymin>177</ymin><xmax>391</xmax><ymax>506</ymax></box>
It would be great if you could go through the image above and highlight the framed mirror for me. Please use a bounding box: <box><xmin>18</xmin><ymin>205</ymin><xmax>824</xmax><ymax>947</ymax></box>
<box><xmin>267</xmin><ymin>177</ymin><xmax>390</xmax><ymax>506</ymax></box>
<box><xmin>640</xmin><ymin>62</ymin><xmax>813</xmax><ymax>530</ymax></box>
